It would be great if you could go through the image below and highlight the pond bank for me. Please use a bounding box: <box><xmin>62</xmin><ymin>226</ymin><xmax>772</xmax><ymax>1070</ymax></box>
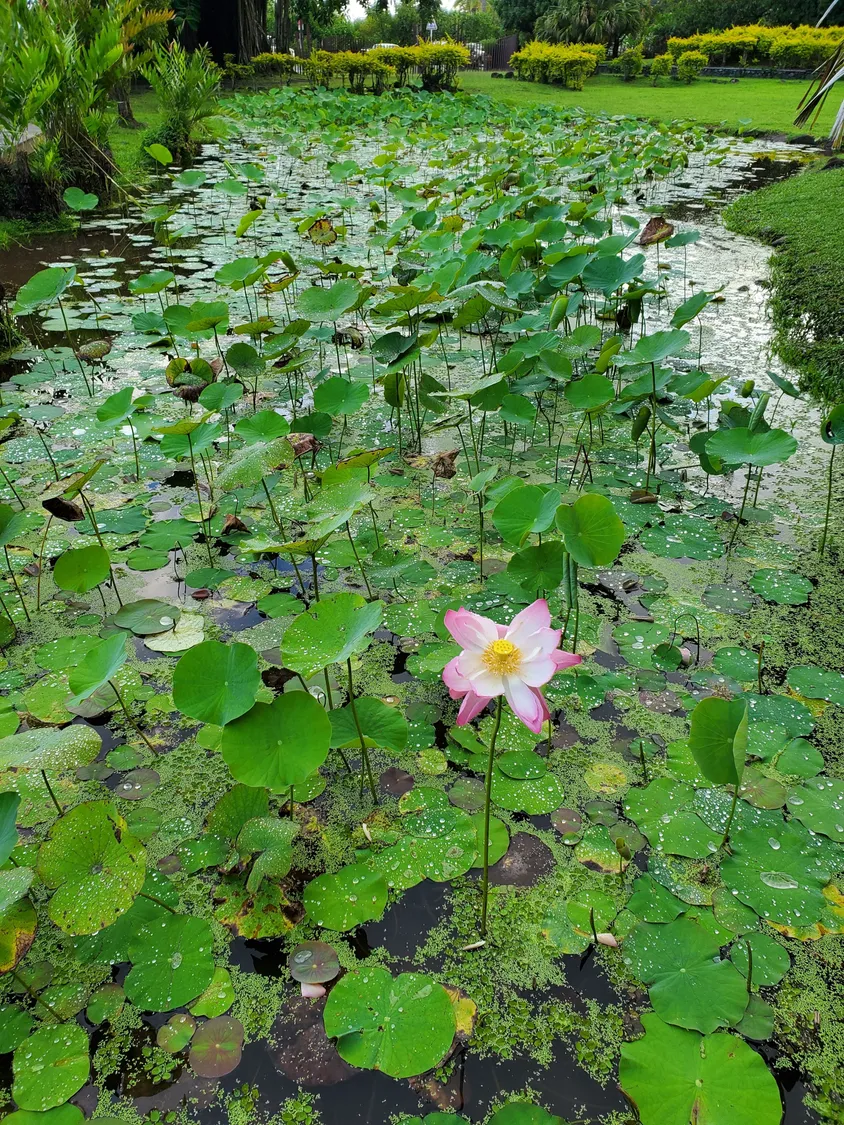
<box><xmin>725</xmin><ymin>164</ymin><xmax>844</xmax><ymax>403</ymax></box>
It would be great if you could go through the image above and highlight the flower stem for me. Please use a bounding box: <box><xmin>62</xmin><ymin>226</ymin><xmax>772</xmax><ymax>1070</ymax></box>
<box><xmin>480</xmin><ymin>696</ymin><xmax>503</xmax><ymax>937</ymax></box>
<box><xmin>41</xmin><ymin>770</ymin><xmax>63</xmax><ymax>816</ymax></box>
<box><xmin>721</xmin><ymin>783</ymin><xmax>740</xmax><ymax>848</ymax></box>
<box><xmin>347</xmin><ymin>658</ymin><xmax>378</xmax><ymax>804</ymax></box>
<box><xmin>109</xmin><ymin>680</ymin><xmax>155</xmax><ymax>753</ymax></box>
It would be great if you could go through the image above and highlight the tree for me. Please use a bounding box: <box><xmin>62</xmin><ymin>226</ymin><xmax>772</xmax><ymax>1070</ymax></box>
<box><xmin>496</xmin><ymin>0</ymin><xmax>557</xmax><ymax>36</ymax></box>
<box><xmin>536</xmin><ymin>0</ymin><xmax>646</xmax><ymax>55</ymax></box>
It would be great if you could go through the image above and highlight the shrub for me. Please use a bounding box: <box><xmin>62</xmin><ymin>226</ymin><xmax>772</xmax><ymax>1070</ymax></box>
<box><xmin>667</xmin><ymin>25</ymin><xmax>844</xmax><ymax>68</ymax></box>
<box><xmin>509</xmin><ymin>41</ymin><xmax>600</xmax><ymax>90</ymax></box>
<box><xmin>616</xmin><ymin>43</ymin><xmax>644</xmax><ymax>82</ymax></box>
<box><xmin>649</xmin><ymin>52</ymin><xmax>673</xmax><ymax>85</ymax></box>
<box><xmin>365</xmin><ymin>43</ymin><xmax>470</xmax><ymax>92</ymax></box>
<box><xmin>222</xmin><ymin>53</ymin><xmax>255</xmax><ymax>88</ymax></box>
<box><xmin>142</xmin><ymin>42</ymin><xmax>221</xmax><ymax>161</ymax></box>
<box><xmin>677</xmin><ymin>49</ymin><xmax>708</xmax><ymax>84</ymax></box>
<box><xmin>251</xmin><ymin>52</ymin><xmax>297</xmax><ymax>84</ymax></box>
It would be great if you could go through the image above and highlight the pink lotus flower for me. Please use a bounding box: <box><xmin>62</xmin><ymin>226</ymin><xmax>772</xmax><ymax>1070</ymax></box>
<box><xmin>442</xmin><ymin>599</ymin><xmax>581</xmax><ymax>734</ymax></box>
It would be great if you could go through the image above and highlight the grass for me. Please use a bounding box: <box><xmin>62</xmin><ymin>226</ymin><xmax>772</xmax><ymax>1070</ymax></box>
<box><xmin>725</xmin><ymin>165</ymin><xmax>844</xmax><ymax>403</ymax></box>
<box><xmin>460</xmin><ymin>72</ymin><xmax>839</xmax><ymax>140</ymax></box>
<box><xmin>107</xmin><ymin>89</ymin><xmax>166</xmax><ymax>179</ymax></box>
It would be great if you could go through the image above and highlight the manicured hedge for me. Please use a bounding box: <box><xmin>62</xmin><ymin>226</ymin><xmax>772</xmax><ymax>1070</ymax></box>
<box><xmin>667</xmin><ymin>25</ymin><xmax>844</xmax><ymax>69</ymax></box>
<box><xmin>509</xmin><ymin>42</ymin><xmax>604</xmax><ymax>90</ymax></box>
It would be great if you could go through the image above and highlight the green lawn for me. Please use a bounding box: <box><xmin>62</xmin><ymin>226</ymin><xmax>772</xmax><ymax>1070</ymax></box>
<box><xmin>460</xmin><ymin>71</ymin><xmax>838</xmax><ymax>140</ymax></box>
<box><xmin>725</xmin><ymin>167</ymin><xmax>844</xmax><ymax>402</ymax></box>
<box><xmin>108</xmin><ymin>89</ymin><xmax>166</xmax><ymax>177</ymax></box>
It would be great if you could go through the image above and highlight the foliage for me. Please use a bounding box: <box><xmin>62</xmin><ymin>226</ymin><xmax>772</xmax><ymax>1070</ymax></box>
<box><xmin>535</xmin><ymin>0</ymin><xmax>647</xmax><ymax>53</ymax></box>
<box><xmin>649</xmin><ymin>51</ymin><xmax>673</xmax><ymax>82</ymax></box>
<box><xmin>0</xmin><ymin>0</ymin><xmax>172</xmax><ymax>207</ymax></box>
<box><xmin>676</xmin><ymin>49</ymin><xmax>708</xmax><ymax>82</ymax></box>
<box><xmin>0</xmin><ymin>78</ymin><xmax>842</xmax><ymax>1125</ymax></box>
<box><xmin>614</xmin><ymin>41</ymin><xmax>644</xmax><ymax>80</ymax></box>
<box><xmin>141</xmin><ymin>41</ymin><xmax>221</xmax><ymax>160</ymax></box>
<box><xmin>510</xmin><ymin>41</ymin><xmax>602</xmax><ymax>88</ymax></box>
<box><xmin>725</xmin><ymin>167</ymin><xmax>844</xmax><ymax>401</ymax></box>
<box><xmin>666</xmin><ymin>24</ymin><xmax>844</xmax><ymax>68</ymax></box>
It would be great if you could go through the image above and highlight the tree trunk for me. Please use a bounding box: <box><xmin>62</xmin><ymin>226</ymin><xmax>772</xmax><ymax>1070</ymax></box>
<box><xmin>111</xmin><ymin>82</ymin><xmax>142</xmax><ymax>129</ymax></box>
<box><xmin>275</xmin><ymin>0</ymin><xmax>291</xmax><ymax>52</ymax></box>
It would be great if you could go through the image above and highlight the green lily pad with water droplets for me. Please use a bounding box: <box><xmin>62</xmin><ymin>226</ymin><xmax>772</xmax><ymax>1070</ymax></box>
<box><xmin>11</xmin><ymin>1023</ymin><xmax>89</xmax><ymax>1110</ymax></box>
<box><xmin>491</xmin><ymin>763</ymin><xmax>564</xmax><ymax>815</ymax></box>
<box><xmin>623</xmin><ymin>918</ymin><xmax>748</xmax><ymax>1033</ymax></box>
<box><xmin>497</xmin><ymin>750</ymin><xmax>546</xmax><ymax>780</ymax></box>
<box><xmin>639</xmin><ymin>513</ymin><xmax>724</xmax><ymax>560</ymax></box>
<box><xmin>613</xmin><ymin>622</ymin><xmax>671</xmax><ymax>669</ymax></box>
<box><xmin>157</xmin><ymin>1012</ymin><xmax>196</xmax><ymax>1053</ymax></box>
<box><xmin>701</xmin><ymin>583</ymin><xmax>754</xmax><ymax>614</ymax></box>
<box><xmin>125</xmin><ymin>913</ymin><xmax>215</xmax><ymax>1011</ymax></box>
<box><xmin>712</xmin><ymin>647</ymin><xmax>759</xmax><ymax>682</ymax></box>
<box><xmin>729</xmin><ymin>931</ymin><xmax>790</xmax><ymax>988</ymax></box>
<box><xmin>323</xmin><ymin>966</ymin><xmax>456</xmax><ymax>1078</ymax></box>
<box><xmin>0</xmin><ymin>724</ymin><xmax>101</xmax><ymax>772</ymax></box>
<box><xmin>627</xmin><ymin>873</ymin><xmax>686</xmax><ymax>922</ymax></box>
<box><xmin>36</xmin><ymin>801</ymin><xmax>146</xmax><ymax>934</ymax></box>
<box><xmin>72</xmin><ymin>870</ymin><xmax>178</xmax><ymax>964</ymax></box>
<box><xmin>787</xmin><ymin>665</ymin><xmax>844</xmax><ymax>705</ymax></box>
<box><xmin>283</xmin><ymin>593</ymin><xmax>383</xmax><ymax>680</ymax></box>
<box><xmin>188</xmin><ymin>966</ymin><xmax>235</xmax><ymax>1017</ymax></box>
<box><xmin>772</xmin><ymin>738</ymin><xmax>823</xmax><ymax>779</ymax></box>
<box><xmin>787</xmin><ymin>777</ymin><xmax>844</xmax><ymax>842</ymax></box>
<box><xmin>619</xmin><ymin>1012</ymin><xmax>781</xmax><ymax>1125</ymax></box>
<box><xmin>749</xmin><ymin>568</ymin><xmax>811</xmax><ymax>606</ymax></box>
<box><xmin>303</xmin><ymin>862</ymin><xmax>388</xmax><ymax>931</ymax></box>
<box><xmin>721</xmin><ymin>817</ymin><xmax>841</xmax><ymax>928</ymax></box>
<box><xmin>624</xmin><ymin>778</ymin><xmax>720</xmax><ymax>859</ymax></box>
<box><xmin>114</xmin><ymin>598</ymin><xmax>181</xmax><ymax>635</ymax></box>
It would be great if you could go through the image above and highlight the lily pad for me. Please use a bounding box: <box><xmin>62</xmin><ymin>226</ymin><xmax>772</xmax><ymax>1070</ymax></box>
<box><xmin>222</xmin><ymin>691</ymin><xmax>331</xmax><ymax>790</ymax></box>
<box><xmin>787</xmin><ymin>778</ymin><xmax>844</xmax><ymax>842</ymax></box>
<box><xmin>623</xmin><ymin>917</ymin><xmax>748</xmax><ymax>1033</ymax></box>
<box><xmin>12</xmin><ymin>1024</ymin><xmax>89</xmax><ymax>1111</ymax></box>
<box><xmin>730</xmin><ymin>932</ymin><xmax>790</xmax><ymax>988</ymax></box>
<box><xmin>125</xmin><ymin>914</ymin><xmax>215</xmax><ymax>1011</ymax></box>
<box><xmin>721</xmin><ymin>818</ymin><xmax>841</xmax><ymax>928</ymax></box>
<box><xmin>114</xmin><ymin>598</ymin><xmax>181</xmax><ymax>635</ymax></box>
<box><xmin>288</xmin><ymin>941</ymin><xmax>341</xmax><ymax>984</ymax></box>
<box><xmin>323</xmin><ymin>967</ymin><xmax>456</xmax><ymax>1078</ymax></box>
<box><xmin>283</xmin><ymin>593</ymin><xmax>383</xmax><ymax>679</ymax></box>
<box><xmin>749</xmin><ymin>569</ymin><xmax>811</xmax><ymax>606</ymax></box>
<box><xmin>619</xmin><ymin>1012</ymin><xmax>782</xmax><ymax>1125</ymax></box>
<box><xmin>787</xmin><ymin>665</ymin><xmax>844</xmax><ymax>705</ymax></box>
<box><xmin>173</xmin><ymin>640</ymin><xmax>261</xmax><ymax>726</ymax></box>
<box><xmin>36</xmin><ymin>801</ymin><xmax>145</xmax><ymax>934</ymax></box>
<box><xmin>303</xmin><ymin>863</ymin><xmax>387</xmax><ymax>931</ymax></box>
<box><xmin>189</xmin><ymin>1015</ymin><xmax>244</xmax><ymax>1078</ymax></box>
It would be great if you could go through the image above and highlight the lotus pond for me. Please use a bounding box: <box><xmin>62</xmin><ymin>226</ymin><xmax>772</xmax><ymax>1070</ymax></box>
<box><xmin>0</xmin><ymin>87</ymin><xmax>842</xmax><ymax>1125</ymax></box>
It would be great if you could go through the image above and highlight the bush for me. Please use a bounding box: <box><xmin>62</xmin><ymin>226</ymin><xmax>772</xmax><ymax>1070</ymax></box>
<box><xmin>142</xmin><ymin>43</ymin><xmax>221</xmax><ymax>161</ymax></box>
<box><xmin>677</xmin><ymin>49</ymin><xmax>708</xmax><ymax>83</ymax></box>
<box><xmin>251</xmin><ymin>52</ymin><xmax>297</xmax><ymax>84</ymax></box>
<box><xmin>365</xmin><ymin>43</ymin><xmax>470</xmax><ymax>92</ymax></box>
<box><xmin>667</xmin><ymin>25</ymin><xmax>844</xmax><ymax>68</ymax></box>
<box><xmin>509</xmin><ymin>41</ymin><xmax>601</xmax><ymax>90</ymax></box>
<box><xmin>303</xmin><ymin>50</ymin><xmax>396</xmax><ymax>93</ymax></box>
<box><xmin>649</xmin><ymin>52</ymin><xmax>673</xmax><ymax>84</ymax></box>
<box><xmin>616</xmin><ymin>43</ymin><xmax>644</xmax><ymax>82</ymax></box>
